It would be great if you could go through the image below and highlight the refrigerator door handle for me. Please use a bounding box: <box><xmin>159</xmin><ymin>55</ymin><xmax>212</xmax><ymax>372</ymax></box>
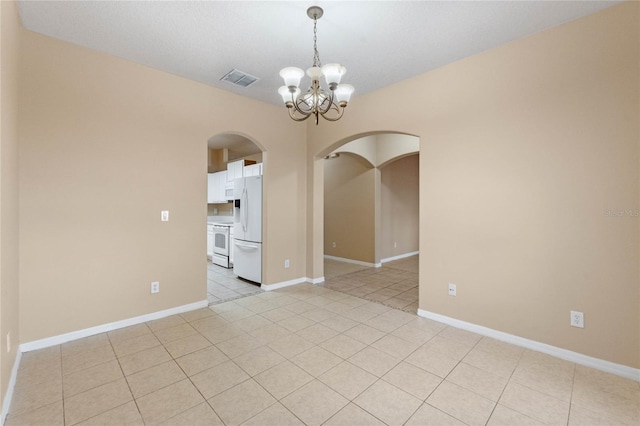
<box><xmin>234</xmin><ymin>241</ymin><xmax>258</xmax><ymax>250</ymax></box>
<box><xmin>242</xmin><ymin>187</ymin><xmax>249</xmax><ymax>233</ymax></box>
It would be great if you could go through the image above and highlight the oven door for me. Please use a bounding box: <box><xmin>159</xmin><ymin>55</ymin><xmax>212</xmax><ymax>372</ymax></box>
<box><xmin>212</xmin><ymin>226</ymin><xmax>229</xmax><ymax>256</ymax></box>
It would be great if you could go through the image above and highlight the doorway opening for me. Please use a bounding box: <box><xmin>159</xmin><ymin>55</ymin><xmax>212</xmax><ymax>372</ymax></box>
<box><xmin>320</xmin><ymin>133</ymin><xmax>419</xmax><ymax>312</ymax></box>
<box><xmin>206</xmin><ymin>132</ymin><xmax>265</xmax><ymax>305</ymax></box>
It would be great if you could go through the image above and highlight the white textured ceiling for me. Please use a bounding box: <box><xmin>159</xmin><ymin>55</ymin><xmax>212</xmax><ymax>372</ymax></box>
<box><xmin>18</xmin><ymin>1</ymin><xmax>620</xmax><ymax>106</ymax></box>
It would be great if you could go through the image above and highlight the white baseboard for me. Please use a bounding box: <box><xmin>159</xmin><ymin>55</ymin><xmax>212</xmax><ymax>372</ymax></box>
<box><xmin>1</xmin><ymin>350</ymin><xmax>22</xmax><ymax>425</ymax></box>
<box><xmin>261</xmin><ymin>276</ymin><xmax>326</xmax><ymax>291</ymax></box>
<box><xmin>417</xmin><ymin>308</ymin><xmax>640</xmax><ymax>382</ymax></box>
<box><xmin>261</xmin><ymin>277</ymin><xmax>308</xmax><ymax>291</ymax></box>
<box><xmin>324</xmin><ymin>255</ymin><xmax>381</xmax><ymax>268</ymax></box>
<box><xmin>20</xmin><ymin>300</ymin><xmax>208</xmax><ymax>353</ymax></box>
<box><xmin>307</xmin><ymin>276</ymin><xmax>325</xmax><ymax>285</ymax></box>
<box><xmin>381</xmin><ymin>251</ymin><xmax>419</xmax><ymax>263</ymax></box>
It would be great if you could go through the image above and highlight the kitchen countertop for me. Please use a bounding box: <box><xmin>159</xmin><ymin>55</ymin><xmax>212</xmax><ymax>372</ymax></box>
<box><xmin>208</xmin><ymin>215</ymin><xmax>233</xmax><ymax>228</ymax></box>
<box><xmin>208</xmin><ymin>222</ymin><xmax>233</xmax><ymax>227</ymax></box>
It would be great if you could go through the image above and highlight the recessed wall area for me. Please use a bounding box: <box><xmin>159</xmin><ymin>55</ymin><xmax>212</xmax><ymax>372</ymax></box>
<box><xmin>324</xmin><ymin>153</ymin><xmax>376</xmax><ymax>264</ymax></box>
<box><xmin>323</xmin><ymin>133</ymin><xmax>419</xmax><ymax>266</ymax></box>
<box><xmin>321</xmin><ymin>133</ymin><xmax>420</xmax><ymax>311</ymax></box>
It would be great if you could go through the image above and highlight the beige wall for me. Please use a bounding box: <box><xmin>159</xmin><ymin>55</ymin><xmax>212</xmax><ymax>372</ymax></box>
<box><xmin>308</xmin><ymin>2</ymin><xmax>639</xmax><ymax>368</ymax></box>
<box><xmin>0</xmin><ymin>0</ymin><xmax>21</xmax><ymax>412</ymax></box>
<box><xmin>324</xmin><ymin>153</ymin><xmax>376</xmax><ymax>263</ymax></box>
<box><xmin>380</xmin><ymin>155</ymin><xmax>419</xmax><ymax>259</ymax></box>
<box><xmin>18</xmin><ymin>29</ymin><xmax>306</xmax><ymax>342</ymax></box>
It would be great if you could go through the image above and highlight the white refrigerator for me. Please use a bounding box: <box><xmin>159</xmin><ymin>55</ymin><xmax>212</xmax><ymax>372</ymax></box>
<box><xmin>233</xmin><ymin>175</ymin><xmax>262</xmax><ymax>284</ymax></box>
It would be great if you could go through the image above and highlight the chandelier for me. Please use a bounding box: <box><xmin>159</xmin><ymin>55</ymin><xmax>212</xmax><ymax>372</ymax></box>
<box><xmin>278</xmin><ymin>6</ymin><xmax>354</xmax><ymax>125</ymax></box>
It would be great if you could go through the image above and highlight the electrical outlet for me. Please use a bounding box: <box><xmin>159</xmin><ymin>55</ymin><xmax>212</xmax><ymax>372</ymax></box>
<box><xmin>570</xmin><ymin>310</ymin><xmax>584</xmax><ymax>328</ymax></box>
<box><xmin>332</xmin><ymin>242</ymin><xmax>336</xmax><ymax>248</ymax></box>
<box><xmin>151</xmin><ymin>281</ymin><xmax>160</xmax><ymax>294</ymax></box>
<box><xmin>284</xmin><ymin>259</ymin><xmax>290</xmax><ymax>268</ymax></box>
<box><xmin>448</xmin><ymin>283</ymin><xmax>457</xmax><ymax>296</ymax></box>
<box><xmin>6</xmin><ymin>332</ymin><xmax>10</xmax><ymax>353</ymax></box>
<box><xmin>161</xmin><ymin>211</ymin><xmax>169</xmax><ymax>221</ymax></box>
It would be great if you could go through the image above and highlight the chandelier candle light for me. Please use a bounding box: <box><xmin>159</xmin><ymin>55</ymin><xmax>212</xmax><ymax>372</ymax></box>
<box><xmin>278</xmin><ymin>6</ymin><xmax>354</xmax><ymax>125</ymax></box>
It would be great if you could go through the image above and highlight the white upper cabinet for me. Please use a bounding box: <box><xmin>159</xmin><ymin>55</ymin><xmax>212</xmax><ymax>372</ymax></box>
<box><xmin>226</xmin><ymin>160</ymin><xmax>260</xmax><ymax>181</ymax></box>
<box><xmin>207</xmin><ymin>173</ymin><xmax>218</xmax><ymax>204</ymax></box>
<box><xmin>207</xmin><ymin>170</ymin><xmax>228</xmax><ymax>203</ymax></box>
<box><xmin>226</xmin><ymin>160</ymin><xmax>245</xmax><ymax>182</ymax></box>
<box><xmin>244</xmin><ymin>163</ymin><xmax>262</xmax><ymax>177</ymax></box>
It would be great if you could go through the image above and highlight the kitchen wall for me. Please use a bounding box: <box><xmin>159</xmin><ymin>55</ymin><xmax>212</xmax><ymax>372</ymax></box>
<box><xmin>242</xmin><ymin>153</ymin><xmax>263</xmax><ymax>163</ymax></box>
<box><xmin>380</xmin><ymin>155</ymin><xmax>419</xmax><ymax>260</ymax></box>
<box><xmin>308</xmin><ymin>2</ymin><xmax>639</xmax><ymax>368</ymax></box>
<box><xmin>207</xmin><ymin>203</ymin><xmax>233</xmax><ymax>218</ymax></box>
<box><xmin>324</xmin><ymin>153</ymin><xmax>376</xmax><ymax>264</ymax></box>
<box><xmin>0</xmin><ymin>0</ymin><xmax>21</xmax><ymax>414</ymax></box>
<box><xmin>18</xmin><ymin>28</ymin><xmax>307</xmax><ymax>342</ymax></box>
<box><xmin>208</xmin><ymin>149</ymin><xmax>227</xmax><ymax>173</ymax></box>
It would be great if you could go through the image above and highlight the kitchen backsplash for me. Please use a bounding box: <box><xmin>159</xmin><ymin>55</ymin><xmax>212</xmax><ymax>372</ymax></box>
<box><xmin>207</xmin><ymin>202</ymin><xmax>233</xmax><ymax>217</ymax></box>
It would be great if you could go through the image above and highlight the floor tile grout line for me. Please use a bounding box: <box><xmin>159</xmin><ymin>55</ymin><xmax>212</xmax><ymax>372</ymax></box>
<box><xmin>107</xmin><ymin>330</ymin><xmax>144</xmax><ymax>426</ymax></box>
<box><xmin>566</xmin><ymin>359</ymin><xmax>578</xmax><ymax>426</ymax></box>
<box><xmin>487</xmin><ymin>344</ymin><xmax>552</xmax><ymax>425</ymax></box>
<box><xmin>63</xmin><ymin>356</ymin><xmax>132</xmax><ymax>423</ymax></box>
<box><xmin>167</xmin><ymin>345</ymin><xmax>225</xmax><ymax>426</ymax></box>
<box><xmin>139</xmin><ymin>316</ymin><xmax>258</xmax><ymax>424</ymax></box>
<box><xmin>59</xmin><ymin>345</ymin><xmax>66</xmax><ymax>426</ymax></box>
<box><xmin>413</xmin><ymin>329</ymin><xmax>487</xmax><ymax>425</ymax></box>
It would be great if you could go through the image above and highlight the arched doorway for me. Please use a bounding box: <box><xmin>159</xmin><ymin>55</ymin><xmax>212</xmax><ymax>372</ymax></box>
<box><xmin>317</xmin><ymin>132</ymin><xmax>420</xmax><ymax>312</ymax></box>
<box><xmin>206</xmin><ymin>132</ymin><xmax>265</xmax><ymax>305</ymax></box>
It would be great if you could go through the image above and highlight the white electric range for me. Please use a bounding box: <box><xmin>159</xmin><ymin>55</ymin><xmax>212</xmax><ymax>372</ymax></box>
<box><xmin>208</xmin><ymin>222</ymin><xmax>233</xmax><ymax>268</ymax></box>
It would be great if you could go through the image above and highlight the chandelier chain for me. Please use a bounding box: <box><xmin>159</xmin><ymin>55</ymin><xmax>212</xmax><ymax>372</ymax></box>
<box><xmin>312</xmin><ymin>16</ymin><xmax>321</xmax><ymax>68</ymax></box>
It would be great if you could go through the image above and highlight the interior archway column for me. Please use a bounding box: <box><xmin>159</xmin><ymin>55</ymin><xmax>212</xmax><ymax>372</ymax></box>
<box><xmin>306</xmin><ymin>154</ymin><xmax>325</xmax><ymax>282</ymax></box>
<box><xmin>374</xmin><ymin>167</ymin><xmax>382</xmax><ymax>266</ymax></box>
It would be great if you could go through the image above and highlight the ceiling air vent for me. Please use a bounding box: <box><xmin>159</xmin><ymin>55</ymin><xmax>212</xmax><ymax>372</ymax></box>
<box><xmin>220</xmin><ymin>69</ymin><xmax>259</xmax><ymax>88</ymax></box>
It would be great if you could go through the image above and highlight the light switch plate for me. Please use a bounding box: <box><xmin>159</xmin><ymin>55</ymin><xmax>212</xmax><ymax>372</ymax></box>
<box><xmin>161</xmin><ymin>211</ymin><xmax>169</xmax><ymax>221</ymax></box>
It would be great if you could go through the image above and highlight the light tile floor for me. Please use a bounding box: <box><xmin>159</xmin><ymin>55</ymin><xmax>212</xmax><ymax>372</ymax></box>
<box><xmin>322</xmin><ymin>256</ymin><xmax>419</xmax><ymax>313</ymax></box>
<box><xmin>207</xmin><ymin>261</ymin><xmax>263</xmax><ymax>304</ymax></box>
<box><xmin>206</xmin><ymin>255</ymin><xmax>415</xmax><ymax>307</ymax></box>
<box><xmin>323</xmin><ymin>259</ymin><xmax>369</xmax><ymax>280</ymax></box>
<box><xmin>6</xmin><ymin>282</ymin><xmax>638</xmax><ymax>425</ymax></box>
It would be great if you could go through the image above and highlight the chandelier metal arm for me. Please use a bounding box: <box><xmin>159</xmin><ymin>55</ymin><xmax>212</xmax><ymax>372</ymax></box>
<box><xmin>285</xmin><ymin>80</ymin><xmax>346</xmax><ymax>124</ymax></box>
<box><xmin>286</xmin><ymin>107</ymin><xmax>313</xmax><ymax>122</ymax></box>
<box><xmin>319</xmin><ymin>103</ymin><xmax>346</xmax><ymax>122</ymax></box>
